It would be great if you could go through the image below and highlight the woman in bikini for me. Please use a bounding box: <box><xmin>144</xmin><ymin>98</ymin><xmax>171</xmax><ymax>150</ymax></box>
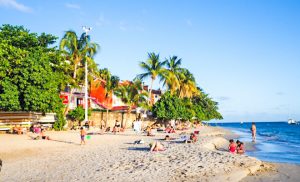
<box><xmin>236</xmin><ymin>140</ymin><xmax>245</xmax><ymax>154</ymax></box>
<box><xmin>228</xmin><ymin>139</ymin><xmax>237</xmax><ymax>154</ymax></box>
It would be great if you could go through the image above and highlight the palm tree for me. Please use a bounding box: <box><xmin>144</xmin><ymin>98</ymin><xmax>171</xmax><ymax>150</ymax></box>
<box><xmin>98</xmin><ymin>68</ymin><xmax>120</xmax><ymax>127</ymax></box>
<box><xmin>178</xmin><ymin>69</ymin><xmax>199</xmax><ymax>98</ymax></box>
<box><xmin>114</xmin><ymin>79</ymin><xmax>148</xmax><ymax>128</ymax></box>
<box><xmin>137</xmin><ymin>52</ymin><xmax>166</xmax><ymax>105</ymax></box>
<box><xmin>60</xmin><ymin>30</ymin><xmax>99</xmax><ymax>115</ymax></box>
<box><xmin>161</xmin><ymin>56</ymin><xmax>182</xmax><ymax>94</ymax></box>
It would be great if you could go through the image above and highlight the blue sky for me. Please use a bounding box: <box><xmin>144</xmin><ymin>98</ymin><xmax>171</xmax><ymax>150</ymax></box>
<box><xmin>1</xmin><ymin>0</ymin><xmax>299</xmax><ymax>122</ymax></box>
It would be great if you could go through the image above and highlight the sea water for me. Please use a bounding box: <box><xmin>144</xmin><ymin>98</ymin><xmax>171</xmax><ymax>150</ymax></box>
<box><xmin>211</xmin><ymin>122</ymin><xmax>300</xmax><ymax>165</ymax></box>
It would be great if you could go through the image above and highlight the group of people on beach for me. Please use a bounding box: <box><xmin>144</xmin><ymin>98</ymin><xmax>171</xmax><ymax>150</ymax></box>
<box><xmin>228</xmin><ymin>139</ymin><xmax>245</xmax><ymax>154</ymax></box>
<box><xmin>28</xmin><ymin>124</ymin><xmax>50</xmax><ymax>140</ymax></box>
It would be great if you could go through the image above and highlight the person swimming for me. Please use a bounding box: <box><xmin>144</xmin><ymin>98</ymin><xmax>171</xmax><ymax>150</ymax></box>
<box><xmin>228</xmin><ymin>139</ymin><xmax>237</xmax><ymax>154</ymax></box>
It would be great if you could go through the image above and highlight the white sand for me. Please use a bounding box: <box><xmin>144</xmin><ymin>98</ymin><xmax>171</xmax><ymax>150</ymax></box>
<box><xmin>0</xmin><ymin>126</ymin><xmax>262</xmax><ymax>182</ymax></box>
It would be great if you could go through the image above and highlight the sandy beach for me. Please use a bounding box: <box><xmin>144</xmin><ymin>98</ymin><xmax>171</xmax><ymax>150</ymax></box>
<box><xmin>0</xmin><ymin>126</ymin><xmax>298</xmax><ymax>182</ymax></box>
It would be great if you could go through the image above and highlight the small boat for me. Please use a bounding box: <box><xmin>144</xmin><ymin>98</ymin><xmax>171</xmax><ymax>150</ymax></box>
<box><xmin>288</xmin><ymin>119</ymin><xmax>297</xmax><ymax>124</ymax></box>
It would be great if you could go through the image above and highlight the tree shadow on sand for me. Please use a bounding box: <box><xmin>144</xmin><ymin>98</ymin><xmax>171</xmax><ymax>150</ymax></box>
<box><xmin>49</xmin><ymin>139</ymin><xmax>81</xmax><ymax>146</ymax></box>
<box><xmin>126</xmin><ymin>147</ymin><xmax>150</xmax><ymax>151</ymax></box>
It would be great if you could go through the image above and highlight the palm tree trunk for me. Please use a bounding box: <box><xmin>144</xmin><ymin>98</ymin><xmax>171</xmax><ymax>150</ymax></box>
<box><xmin>148</xmin><ymin>78</ymin><xmax>154</xmax><ymax>105</ymax></box>
<box><xmin>106</xmin><ymin>108</ymin><xmax>109</xmax><ymax>127</ymax></box>
<box><xmin>64</xmin><ymin>64</ymin><xmax>78</xmax><ymax>116</ymax></box>
<box><xmin>73</xmin><ymin>64</ymin><xmax>77</xmax><ymax>80</ymax></box>
<box><xmin>125</xmin><ymin>108</ymin><xmax>132</xmax><ymax>129</ymax></box>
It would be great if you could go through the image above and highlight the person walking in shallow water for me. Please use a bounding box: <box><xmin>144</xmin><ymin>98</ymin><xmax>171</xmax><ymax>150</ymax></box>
<box><xmin>251</xmin><ymin>122</ymin><xmax>256</xmax><ymax>142</ymax></box>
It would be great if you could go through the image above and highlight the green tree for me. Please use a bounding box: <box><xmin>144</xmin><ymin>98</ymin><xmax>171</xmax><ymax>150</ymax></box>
<box><xmin>152</xmin><ymin>91</ymin><xmax>222</xmax><ymax>122</ymax></box>
<box><xmin>98</xmin><ymin>68</ymin><xmax>120</xmax><ymax>127</ymax></box>
<box><xmin>68</xmin><ymin>106</ymin><xmax>92</xmax><ymax>126</ymax></box>
<box><xmin>152</xmin><ymin>92</ymin><xmax>183</xmax><ymax>121</ymax></box>
<box><xmin>177</xmin><ymin>68</ymin><xmax>199</xmax><ymax>98</ymax></box>
<box><xmin>0</xmin><ymin>24</ymin><xmax>67</xmax><ymax>129</ymax></box>
<box><xmin>59</xmin><ymin>30</ymin><xmax>100</xmax><ymax>115</ymax></box>
<box><xmin>160</xmin><ymin>56</ymin><xmax>198</xmax><ymax>98</ymax></box>
<box><xmin>68</xmin><ymin>106</ymin><xmax>85</xmax><ymax>125</ymax></box>
<box><xmin>114</xmin><ymin>79</ymin><xmax>148</xmax><ymax>127</ymax></box>
<box><xmin>191</xmin><ymin>93</ymin><xmax>223</xmax><ymax>121</ymax></box>
<box><xmin>137</xmin><ymin>52</ymin><xmax>166</xmax><ymax>105</ymax></box>
<box><xmin>161</xmin><ymin>56</ymin><xmax>182</xmax><ymax>94</ymax></box>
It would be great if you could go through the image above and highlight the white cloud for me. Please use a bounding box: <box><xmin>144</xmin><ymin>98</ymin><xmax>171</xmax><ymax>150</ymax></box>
<box><xmin>0</xmin><ymin>0</ymin><xmax>32</xmax><ymax>13</ymax></box>
<box><xmin>65</xmin><ymin>3</ymin><xmax>80</xmax><ymax>9</ymax></box>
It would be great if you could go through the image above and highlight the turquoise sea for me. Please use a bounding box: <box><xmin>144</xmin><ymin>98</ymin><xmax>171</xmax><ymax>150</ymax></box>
<box><xmin>211</xmin><ymin>122</ymin><xmax>300</xmax><ymax>165</ymax></box>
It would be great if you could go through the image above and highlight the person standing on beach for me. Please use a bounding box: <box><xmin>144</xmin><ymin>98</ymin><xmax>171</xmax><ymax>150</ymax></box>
<box><xmin>80</xmin><ymin>127</ymin><xmax>86</xmax><ymax>145</ymax></box>
<box><xmin>251</xmin><ymin>122</ymin><xmax>256</xmax><ymax>142</ymax></box>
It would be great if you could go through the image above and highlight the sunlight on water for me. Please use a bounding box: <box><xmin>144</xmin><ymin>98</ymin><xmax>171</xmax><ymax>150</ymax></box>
<box><xmin>211</xmin><ymin>122</ymin><xmax>300</xmax><ymax>165</ymax></box>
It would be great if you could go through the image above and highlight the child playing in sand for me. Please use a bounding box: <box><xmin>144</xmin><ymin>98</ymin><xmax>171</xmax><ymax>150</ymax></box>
<box><xmin>236</xmin><ymin>140</ymin><xmax>245</xmax><ymax>154</ymax></box>
<box><xmin>80</xmin><ymin>127</ymin><xmax>86</xmax><ymax>145</ymax></box>
<box><xmin>228</xmin><ymin>139</ymin><xmax>237</xmax><ymax>154</ymax></box>
<box><xmin>41</xmin><ymin>129</ymin><xmax>50</xmax><ymax>140</ymax></box>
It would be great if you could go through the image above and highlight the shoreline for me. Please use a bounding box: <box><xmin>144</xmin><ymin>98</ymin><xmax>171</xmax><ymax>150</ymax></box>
<box><xmin>219</xmin><ymin>126</ymin><xmax>300</xmax><ymax>182</ymax></box>
<box><xmin>0</xmin><ymin>126</ymin><xmax>298</xmax><ymax>181</ymax></box>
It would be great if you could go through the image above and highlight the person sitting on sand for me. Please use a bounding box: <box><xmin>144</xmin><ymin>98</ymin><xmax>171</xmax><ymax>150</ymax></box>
<box><xmin>165</xmin><ymin>125</ymin><xmax>176</xmax><ymax>133</ymax></box>
<box><xmin>80</xmin><ymin>127</ymin><xmax>86</xmax><ymax>145</ymax></box>
<box><xmin>228</xmin><ymin>139</ymin><xmax>237</xmax><ymax>154</ymax></box>
<box><xmin>149</xmin><ymin>141</ymin><xmax>165</xmax><ymax>152</ymax></box>
<box><xmin>190</xmin><ymin>133</ymin><xmax>198</xmax><ymax>143</ymax></box>
<box><xmin>164</xmin><ymin>135</ymin><xmax>175</xmax><ymax>141</ymax></box>
<box><xmin>146</xmin><ymin>126</ymin><xmax>155</xmax><ymax>136</ymax></box>
<box><xmin>41</xmin><ymin>129</ymin><xmax>50</xmax><ymax>140</ymax></box>
<box><xmin>236</xmin><ymin>140</ymin><xmax>245</xmax><ymax>154</ymax></box>
<box><xmin>165</xmin><ymin>125</ymin><xmax>171</xmax><ymax>133</ymax></box>
<box><xmin>105</xmin><ymin>127</ymin><xmax>111</xmax><ymax>132</ymax></box>
<box><xmin>33</xmin><ymin>125</ymin><xmax>41</xmax><ymax>134</ymax></box>
<box><xmin>114</xmin><ymin>120</ymin><xmax>121</xmax><ymax>132</ymax></box>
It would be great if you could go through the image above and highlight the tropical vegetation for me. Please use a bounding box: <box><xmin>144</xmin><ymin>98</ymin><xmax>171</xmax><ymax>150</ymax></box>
<box><xmin>137</xmin><ymin>52</ymin><xmax>222</xmax><ymax>122</ymax></box>
<box><xmin>0</xmin><ymin>24</ymin><xmax>67</xmax><ymax>130</ymax></box>
<box><xmin>59</xmin><ymin>30</ymin><xmax>99</xmax><ymax>115</ymax></box>
<box><xmin>0</xmin><ymin>24</ymin><xmax>222</xmax><ymax>129</ymax></box>
<box><xmin>98</xmin><ymin>68</ymin><xmax>120</xmax><ymax>126</ymax></box>
<box><xmin>114</xmin><ymin>79</ymin><xmax>148</xmax><ymax>127</ymax></box>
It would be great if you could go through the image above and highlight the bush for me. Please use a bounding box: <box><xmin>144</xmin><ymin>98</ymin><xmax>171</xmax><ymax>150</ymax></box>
<box><xmin>53</xmin><ymin>111</ymin><xmax>66</xmax><ymax>131</ymax></box>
